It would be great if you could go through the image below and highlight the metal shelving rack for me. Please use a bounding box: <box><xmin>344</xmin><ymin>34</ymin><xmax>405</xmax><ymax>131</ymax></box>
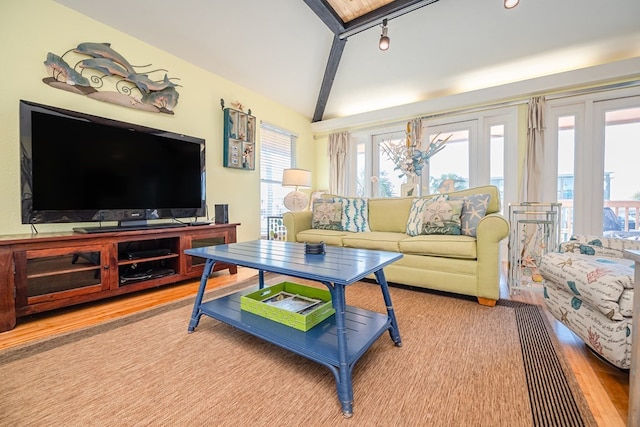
<box><xmin>508</xmin><ymin>202</ymin><xmax>562</xmax><ymax>294</ymax></box>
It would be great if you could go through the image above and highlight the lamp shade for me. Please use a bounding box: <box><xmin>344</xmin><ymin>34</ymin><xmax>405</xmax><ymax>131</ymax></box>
<box><xmin>282</xmin><ymin>168</ymin><xmax>311</xmax><ymax>188</ymax></box>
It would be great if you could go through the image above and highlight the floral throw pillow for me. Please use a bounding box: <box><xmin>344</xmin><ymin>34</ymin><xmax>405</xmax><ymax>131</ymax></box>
<box><xmin>311</xmin><ymin>199</ymin><xmax>343</xmax><ymax>231</ymax></box>
<box><xmin>450</xmin><ymin>193</ymin><xmax>491</xmax><ymax>237</ymax></box>
<box><xmin>420</xmin><ymin>199</ymin><xmax>463</xmax><ymax>235</ymax></box>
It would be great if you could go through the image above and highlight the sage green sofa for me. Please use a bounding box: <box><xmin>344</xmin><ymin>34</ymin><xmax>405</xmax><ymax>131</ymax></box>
<box><xmin>283</xmin><ymin>185</ymin><xmax>509</xmax><ymax>306</ymax></box>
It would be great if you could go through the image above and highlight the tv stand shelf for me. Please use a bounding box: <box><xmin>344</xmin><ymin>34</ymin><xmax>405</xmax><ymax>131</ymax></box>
<box><xmin>73</xmin><ymin>222</ymin><xmax>189</xmax><ymax>234</ymax></box>
<box><xmin>0</xmin><ymin>223</ymin><xmax>239</xmax><ymax>332</ymax></box>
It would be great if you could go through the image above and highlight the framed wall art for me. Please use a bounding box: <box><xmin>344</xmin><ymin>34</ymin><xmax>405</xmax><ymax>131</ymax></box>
<box><xmin>223</xmin><ymin>107</ymin><xmax>256</xmax><ymax>170</ymax></box>
<box><xmin>400</xmin><ymin>183</ymin><xmax>419</xmax><ymax>197</ymax></box>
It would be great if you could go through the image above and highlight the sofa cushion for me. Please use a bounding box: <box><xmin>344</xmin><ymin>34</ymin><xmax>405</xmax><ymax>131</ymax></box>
<box><xmin>311</xmin><ymin>199</ymin><xmax>343</xmax><ymax>231</ymax></box>
<box><xmin>399</xmin><ymin>235</ymin><xmax>477</xmax><ymax>259</ymax></box>
<box><xmin>406</xmin><ymin>197</ymin><xmax>463</xmax><ymax>236</ymax></box>
<box><xmin>367</xmin><ymin>197</ymin><xmax>414</xmax><ymax>233</ymax></box>
<box><xmin>334</xmin><ymin>197</ymin><xmax>370</xmax><ymax>232</ymax></box>
<box><xmin>296</xmin><ymin>229</ymin><xmax>350</xmax><ymax>246</ymax></box>
<box><xmin>341</xmin><ymin>232</ymin><xmax>405</xmax><ymax>252</ymax></box>
<box><xmin>450</xmin><ymin>193</ymin><xmax>490</xmax><ymax>237</ymax></box>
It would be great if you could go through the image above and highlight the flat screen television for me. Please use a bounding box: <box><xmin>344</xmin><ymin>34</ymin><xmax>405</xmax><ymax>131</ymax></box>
<box><xmin>20</xmin><ymin>100</ymin><xmax>206</xmax><ymax>232</ymax></box>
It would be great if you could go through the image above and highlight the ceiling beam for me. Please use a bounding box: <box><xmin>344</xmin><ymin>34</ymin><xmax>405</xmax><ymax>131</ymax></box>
<box><xmin>302</xmin><ymin>0</ymin><xmax>345</xmax><ymax>35</ymax></box>
<box><xmin>312</xmin><ymin>35</ymin><xmax>347</xmax><ymax>122</ymax></box>
<box><xmin>305</xmin><ymin>0</ymin><xmax>440</xmax><ymax>121</ymax></box>
<box><xmin>341</xmin><ymin>0</ymin><xmax>441</xmax><ymax>39</ymax></box>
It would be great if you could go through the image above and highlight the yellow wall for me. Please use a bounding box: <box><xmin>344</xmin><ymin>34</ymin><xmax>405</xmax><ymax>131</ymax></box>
<box><xmin>0</xmin><ymin>0</ymin><xmax>316</xmax><ymax>241</ymax></box>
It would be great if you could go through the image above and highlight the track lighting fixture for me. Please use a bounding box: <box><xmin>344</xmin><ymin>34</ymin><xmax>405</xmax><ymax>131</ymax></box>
<box><xmin>504</xmin><ymin>0</ymin><xmax>519</xmax><ymax>9</ymax></box>
<box><xmin>379</xmin><ymin>19</ymin><xmax>390</xmax><ymax>51</ymax></box>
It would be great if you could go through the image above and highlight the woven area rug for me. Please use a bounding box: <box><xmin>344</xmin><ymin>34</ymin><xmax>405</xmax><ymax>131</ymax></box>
<box><xmin>0</xmin><ymin>274</ymin><xmax>596</xmax><ymax>426</ymax></box>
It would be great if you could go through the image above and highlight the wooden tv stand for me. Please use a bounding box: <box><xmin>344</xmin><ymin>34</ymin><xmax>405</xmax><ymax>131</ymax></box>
<box><xmin>0</xmin><ymin>223</ymin><xmax>239</xmax><ymax>332</ymax></box>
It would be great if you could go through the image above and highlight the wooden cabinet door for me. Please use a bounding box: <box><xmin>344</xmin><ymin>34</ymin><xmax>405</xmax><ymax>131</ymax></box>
<box><xmin>15</xmin><ymin>244</ymin><xmax>110</xmax><ymax>314</ymax></box>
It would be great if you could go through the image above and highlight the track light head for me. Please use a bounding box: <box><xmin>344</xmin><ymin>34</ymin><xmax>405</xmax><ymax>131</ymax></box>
<box><xmin>379</xmin><ymin>19</ymin><xmax>390</xmax><ymax>51</ymax></box>
<box><xmin>504</xmin><ymin>0</ymin><xmax>519</xmax><ymax>9</ymax></box>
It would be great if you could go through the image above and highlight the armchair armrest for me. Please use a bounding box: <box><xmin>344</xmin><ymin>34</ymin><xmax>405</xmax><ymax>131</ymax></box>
<box><xmin>283</xmin><ymin>211</ymin><xmax>313</xmax><ymax>242</ymax></box>
<box><xmin>561</xmin><ymin>235</ymin><xmax>640</xmax><ymax>259</ymax></box>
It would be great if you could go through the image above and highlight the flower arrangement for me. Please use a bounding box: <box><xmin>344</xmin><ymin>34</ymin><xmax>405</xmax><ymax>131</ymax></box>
<box><xmin>381</xmin><ymin>126</ymin><xmax>451</xmax><ymax>179</ymax></box>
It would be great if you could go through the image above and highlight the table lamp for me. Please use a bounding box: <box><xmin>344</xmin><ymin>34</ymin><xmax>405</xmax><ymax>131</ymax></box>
<box><xmin>282</xmin><ymin>168</ymin><xmax>312</xmax><ymax>211</ymax></box>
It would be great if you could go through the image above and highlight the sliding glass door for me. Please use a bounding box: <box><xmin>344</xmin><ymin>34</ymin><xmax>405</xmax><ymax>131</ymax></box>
<box><xmin>423</xmin><ymin>123</ymin><xmax>473</xmax><ymax>194</ymax></box>
<box><xmin>595</xmin><ymin>98</ymin><xmax>640</xmax><ymax>236</ymax></box>
<box><xmin>349</xmin><ymin>108</ymin><xmax>517</xmax><ymax>215</ymax></box>
<box><xmin>546</xmin><ymin>105</ymin><xmax>582</xmax><ymax>241</ymax></box>
<box><xmin>546</xmin><ymin>90</ymin><xmax>640</xmax><ymax>238</ymax></box>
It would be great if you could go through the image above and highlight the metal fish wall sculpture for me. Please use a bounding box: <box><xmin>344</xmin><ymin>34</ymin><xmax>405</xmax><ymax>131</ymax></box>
<box><xmin>74</xmin><ymin>42</ymin><xmax>137</xmax><ymax>74</ymax></box>
<box><xmin>43</xmin><ymin>42</ymin><xmax>181</xmax><ymax>114</ymax></box>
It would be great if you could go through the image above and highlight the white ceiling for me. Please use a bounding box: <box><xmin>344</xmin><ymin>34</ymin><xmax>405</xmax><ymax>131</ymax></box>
<box><xmin>54</xmin><ymin>0</ymin><xmax>640</xmax><ymax>122</ymax></box>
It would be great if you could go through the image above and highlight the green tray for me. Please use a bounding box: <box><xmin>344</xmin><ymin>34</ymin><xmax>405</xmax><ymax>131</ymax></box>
<box><xmin>240</xmin><ymin>282</ymin><xmax>335</xmax><ymax>331</ymax></box>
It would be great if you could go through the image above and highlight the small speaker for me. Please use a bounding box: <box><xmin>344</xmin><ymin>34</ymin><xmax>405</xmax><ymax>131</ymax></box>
<box><xmin>214</xmin><ymin>204</ymin><xmax>229</xmax><ymax>224</ymax></box>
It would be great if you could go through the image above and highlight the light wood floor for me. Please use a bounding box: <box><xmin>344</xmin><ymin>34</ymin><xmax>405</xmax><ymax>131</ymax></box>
<box><xmin>503</xmin><ymin>276</ymin><xmax>629</xmax><ymax>427</ymax></box>
<box><xmin>0</xmin><ymin>266</ymin><xmax>629</xmax><ymax>426</ymax></box>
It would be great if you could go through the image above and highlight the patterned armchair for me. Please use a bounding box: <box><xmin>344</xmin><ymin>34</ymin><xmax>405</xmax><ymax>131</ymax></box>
<box><xmin>539</xmin><ymin>234</ymin><xmax>640</xmax><ymax>369</ymax></box>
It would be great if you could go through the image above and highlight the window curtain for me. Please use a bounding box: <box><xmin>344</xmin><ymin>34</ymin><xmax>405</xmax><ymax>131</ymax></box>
<box><xmin>522</xmin><ymin>96</ymin><xmax>546</xmax><ymax>202</ymax></box>
<box><xmin>410</xmin><ymin>118</ymin><xmax>423</xmax><ymax>148</ymax></box>
<box><xmin>408</xmin><ymin>118</ymin><xmax>423</xmax><ymax>188</ymax></box>
<box><xmin>328</xmin><ymin>131</ymin><xmax>349</xmax><ymax>195</ymax></box>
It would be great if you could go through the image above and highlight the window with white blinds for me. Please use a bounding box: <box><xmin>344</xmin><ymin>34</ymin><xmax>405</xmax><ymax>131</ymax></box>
<box><xmin>260</xmin><ymin>123</ymin><xmax>296</xmax><ymax>237</ymax></box>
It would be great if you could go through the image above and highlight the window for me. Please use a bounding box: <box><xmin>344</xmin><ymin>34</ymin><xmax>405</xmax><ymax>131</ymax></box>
<box><xmin>557</xmin><ymin>115</ymin><xmax>576</xmax><ymax>240</ymax></box>
<box><xmin>545</xmin><ymin>109</ymin><xmax>579</xmax><ymax>240</ymax></box>
<box><xmin>355</xmin><ymin>141</ymin><xmax>366</xmax><ymax>197</ymax></box>
<box><xmin>545</xmin><ymin>88</ymin><xmax>640</xmax><ymax>237</ymax></box>
<box><xmin>348</xmin><ymin>107</ymin><xmax>517</xmax><ymax>260</ymax></box>
<box><xmin>260</xmin><ymin>123</ymin><xmax>296</xmax><ymax>237</ymax></box>
<box><xmin>600</xmin><ymin>104</ymin><xmax>640</xmax><ymax>233</ymax></box>
<box><xmin>352</xmin><ymin>129</ymin><xmax>407</xmax><ymax>198</ymax></box>
<box><xmin>425</xmin><ymin>127</ymin><xmax>471</xmax><ymax>194</ymax></box>
<box><xmin>374</xmin><ymin>130</ymin><xmax>406</xmax><ymax>197</ymax></box>
<box><xmin>489</xmin><ymin>124</ymin><xmax>505</xmax><ymax>211</ymax></box>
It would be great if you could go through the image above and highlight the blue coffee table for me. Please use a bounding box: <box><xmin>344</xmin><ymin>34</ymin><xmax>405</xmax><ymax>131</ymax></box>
<box><xmin>185</xmin><ymin>240</ymin><xmax>403</xmax><ymax>417</ymax></box>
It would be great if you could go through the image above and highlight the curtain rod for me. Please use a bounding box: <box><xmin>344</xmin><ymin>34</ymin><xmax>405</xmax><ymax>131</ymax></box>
<box><xmin>349</xmin><ymin>99</ymin><xmax>526</xmax><ymax>134</ymax></box>
<box><xmin>322</xmin><ymin>99</ymin><xmax>523</xmax><ymax>137</ymax></box>
<box><xmin>418</xmin><ymin>79</ymin><xmax>640</xmax><ymax>122</ymax></box>
<box><xmin>317</xmin><ymin>78</ymin><xmax>640</xmax><ymax>138</ymax></box>
<box><xmin>418</xmin><ymin>99</ymin><xmax>524</xmax><ymax>122</ymax></box>
<box><xmin>544</xmin><ymin>79</ymin><xmax>640</xmax><ymax>101</ymax></box>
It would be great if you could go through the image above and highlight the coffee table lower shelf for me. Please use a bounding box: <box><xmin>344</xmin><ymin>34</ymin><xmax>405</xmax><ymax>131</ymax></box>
<box><xmin>198</xmin><ymin>290</ymin><xmax>392</xmax><ymax>368</ymax></box>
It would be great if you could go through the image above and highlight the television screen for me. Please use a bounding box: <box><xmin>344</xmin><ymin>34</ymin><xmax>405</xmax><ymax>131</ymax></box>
<box><xmin>20</xmin><ymin>100</ymin><xmax>206</xmax><ymax>227</ymax></box>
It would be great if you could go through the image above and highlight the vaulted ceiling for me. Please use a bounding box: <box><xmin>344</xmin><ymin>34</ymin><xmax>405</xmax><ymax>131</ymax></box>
<box><xmin>327</xmin><ymin>0</ymin><xmax>398</xmax><ymax>22</ymax></box>
<box><xmin>54</xmin><ymin>0</ymin><xmax>640</xmax><ymax>123</ymax></box>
